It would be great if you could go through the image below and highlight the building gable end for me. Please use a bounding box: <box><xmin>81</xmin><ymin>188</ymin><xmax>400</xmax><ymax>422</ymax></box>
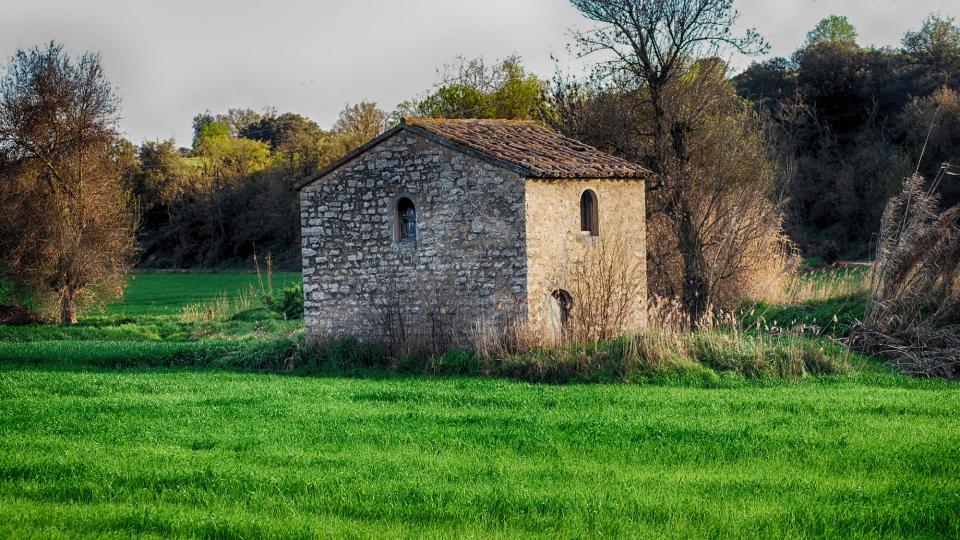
<box><xmin>294</xmin><ymin>125</ymin><xmax>532</xmax><ymax>191</ymax></box>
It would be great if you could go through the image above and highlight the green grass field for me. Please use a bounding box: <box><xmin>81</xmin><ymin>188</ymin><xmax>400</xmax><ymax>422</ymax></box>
<box><xmin>1</xmin><ymin>368</ymin><xmax>958</xmax><ymax>538</ymax></box>
<box><xmin>103</xmin><ymin>270</ymin><xmax>302</xmax><ymax>316</ymax></box>
<box><xmin>0</xmin><ymin>270</ymin><xmax>302</xmax><ymax>345</ymax></box>
<box><xmin>1</xmin><ymin>270</ymin><xmax>959</xmax><ymax>537</ymax></box>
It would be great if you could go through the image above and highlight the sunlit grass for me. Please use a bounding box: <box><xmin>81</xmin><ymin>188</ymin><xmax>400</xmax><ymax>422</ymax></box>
<box><xmin>100</xmin><ymin>270</ymin><xmax>301</xmax><ymax>317</ymax></box>
<box><xmin>0</xmin><ymin>368</ymin><xmax>957</xmax><ymax>538</ymax></box>
<box><xmin>757</xmin><ymin>267</ymin><xmax>868</xmax><ymax>305</ymax></box>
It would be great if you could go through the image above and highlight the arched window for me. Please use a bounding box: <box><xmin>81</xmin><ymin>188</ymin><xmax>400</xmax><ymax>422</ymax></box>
<box><xmin>580</xmin><ymin>189</ymin><xmax>599</xmax><ymax>236</ymax></box>
<box><xmin>396</xmin><ymin>197</ymin><xmax>417</xmax><ymax>242</ymax></box>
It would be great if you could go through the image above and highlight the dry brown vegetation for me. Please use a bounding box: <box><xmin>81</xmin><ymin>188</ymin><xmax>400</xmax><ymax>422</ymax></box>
<box><xmin>852</xmin><ymin>172</ymin><xmax>960</xmax><ymax>378</ymax></box>
<box><xmin>563</xmin><ymin>0</ymin><xmax>786</xmax><ymax>326</ymax></box>
<box><xmin>567</xmin><ymin>230</ymin><xmax>647</xmax><ymax>342</ymax></box>
<box><xmin>464</xmin><ymin>295</ymin><xmax>852</xmax><ymax>383</ymax></box>
<box><xmin>0</xmin><ymin>43</ymin><xmax>138</xmax><ymax>324</ymax></box>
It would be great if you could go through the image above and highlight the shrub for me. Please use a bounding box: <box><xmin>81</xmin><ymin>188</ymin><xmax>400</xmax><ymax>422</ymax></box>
<box><xmin>821</xmin><ymin>240</ymin><xmax>841</xmax><ymax>266</ymax></box>
<box><xmin>268</xmin><ymin>283</ymin><xmax>304</xmax><ymax>320</ymax></box>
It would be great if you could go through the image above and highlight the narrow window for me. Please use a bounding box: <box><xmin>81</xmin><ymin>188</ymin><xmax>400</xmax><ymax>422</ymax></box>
<box><xmin>396</xmin><ymin>197</ymin><xmax>417</xmax><ymax>242</ymax></box>
<box><xmin>580</xmin><ymin>189</ymin><xmax>599</xmax><ymax>236</ymax></box>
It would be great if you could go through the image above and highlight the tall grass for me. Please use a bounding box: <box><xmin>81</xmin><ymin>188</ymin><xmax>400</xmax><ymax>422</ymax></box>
<box><xmin>179</xmin><ymin>287</ymin><xmax>259</xmax><ymax>322</ymax></box>
<box><xmin>455</xmin><ymin>295</ymin><xmax>856</xmax><ymax>384</ymax></box>
<box><xmin>853</xmin><ymin>172</ymin><xmax>960</xmax><ymax>378</ymax></box>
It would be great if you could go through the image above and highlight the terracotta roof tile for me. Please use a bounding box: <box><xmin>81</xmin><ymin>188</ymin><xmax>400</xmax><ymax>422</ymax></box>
<box><xmin>403</xmin><ymin>118</ymin><xmax>648</xmax><ymax>179</ymax></box>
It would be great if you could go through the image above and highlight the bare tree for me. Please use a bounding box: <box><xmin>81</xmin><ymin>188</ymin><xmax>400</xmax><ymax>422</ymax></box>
<box><xmin>568</xmin><ymin>229</ymin><xmax>647</xmax><ymax>341</ymax></box>
<box><xmin>568</xmin><ymin>0</ymin><xmax>775</xmax><ymax>324</ymax></box>
<box><xmin>0</xmin><ymin>43</ymin><xmax>138</xmax><ymax>324</ymax></box>
<box><xmin>570</xmin><ymin>0</ymin><xmax>766</xmax><ymax>179</ymax></box>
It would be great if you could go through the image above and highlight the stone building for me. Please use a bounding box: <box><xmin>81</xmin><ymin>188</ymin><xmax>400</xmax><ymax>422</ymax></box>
<box><xmin>296</xmin><ymin>118</ymin><xmax>649</xmax><ymax>346</ymax></box>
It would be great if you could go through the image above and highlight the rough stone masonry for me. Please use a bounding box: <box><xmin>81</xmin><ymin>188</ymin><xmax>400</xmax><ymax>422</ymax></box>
<box><xmin>297</xmin><ymin>118</ymin><xmax>648</xmax><ymax>347</ymax></box>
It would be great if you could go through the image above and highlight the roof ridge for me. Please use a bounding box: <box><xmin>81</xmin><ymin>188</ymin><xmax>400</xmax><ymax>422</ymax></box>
<box><xmin>403</xmin><ymin>117</ymin><xmax>541</xmax><ymax>126</ymax></box>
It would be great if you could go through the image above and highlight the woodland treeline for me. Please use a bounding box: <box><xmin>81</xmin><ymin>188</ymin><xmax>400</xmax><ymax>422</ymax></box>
<box><xmin>132</xmin><ymin>102</ymin><xmax>389</xmax><ymax>268</ymax></box>
<box><xmin>736</xmin><ymin>15</ymin><xmax>960</xmax><ymax>258</ymax></box>
<box><xmin>131</xmin><ymin>56</ymin><xmax>543</xmax><ymax>269</ymax></box>
<box><xmin>123</xmin><ymin>13</ymin><xmax>959</xmax><ymax>272</ymax></box>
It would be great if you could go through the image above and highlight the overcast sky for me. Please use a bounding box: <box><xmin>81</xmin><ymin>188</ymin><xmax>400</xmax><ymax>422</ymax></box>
<box><xmin>2</xmin><ymin>0</ymin><xmax>957</xmax><ymax>146</ymax></box>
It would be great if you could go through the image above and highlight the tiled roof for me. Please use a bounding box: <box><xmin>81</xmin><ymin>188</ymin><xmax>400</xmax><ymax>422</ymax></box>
<box><xmin>295</xmin><ymin>117</ymin><xmax>649</xmax><ymax>190</ymax></box>
<box><xmin>403</xmin><ymin>118</ymin><xmax>648</xmax><ymax>179</ymax></box>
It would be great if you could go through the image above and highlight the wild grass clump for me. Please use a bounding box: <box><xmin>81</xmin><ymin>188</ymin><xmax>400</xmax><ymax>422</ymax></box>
<box><xmin>737</xmin><ymin>294</ymin><xmax>868</xmax><ymax>339</ymax></box>
<box><xmin>479</xmin><ymin>330</ymin><xmax>849</xmax><ymax>383</ymax></box>
<box><xmin>851</xmin><ymin>172</ymin><xmax>960</xmax><ymax>378</ymax></box>
<box><xmin>180</xmin><ymin>288</ymin><xmax>259</xmax><ymax>322</ymax></box>
<box><xmin>266</xmin><ymin>282</ymin><xmax>304</xmax><ymax>320</ymax></box>
<box><xmin>469</xmin><ymin>332</ymin><xmax>847</xmax><ymax>384</ymax></box>
<box><xmin>300</xmin><ymin>327</ymin><xmax>852</xmax><ymax>385</ymax></box>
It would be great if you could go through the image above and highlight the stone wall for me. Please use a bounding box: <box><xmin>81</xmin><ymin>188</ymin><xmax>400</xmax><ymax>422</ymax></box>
<box><xmin>524</xmin><ymin>179</ymin><xmax>647</xmax><ymax>339</ymax></box>
<box><xmin>300</xmin><ymin>131</ymin><xmax>528</xmax><ymax>345</ymax></box>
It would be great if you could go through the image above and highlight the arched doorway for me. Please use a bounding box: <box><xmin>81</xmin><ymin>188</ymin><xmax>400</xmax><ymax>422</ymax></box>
<box><xmin>547</xmin><ymin>289</ymin><xmax>573</xmax><ymax>341</ymax></box>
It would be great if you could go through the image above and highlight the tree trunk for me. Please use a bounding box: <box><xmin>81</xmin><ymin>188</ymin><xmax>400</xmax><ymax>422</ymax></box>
<box><xmin>60</xmin><ymin>291</ymin><xmax>78</xmax><ymax>325</ymax></box>
<box><xmin>678</xmin><ymin>209</ymin><xmax>710</xmax><ymax>328</ymax></box>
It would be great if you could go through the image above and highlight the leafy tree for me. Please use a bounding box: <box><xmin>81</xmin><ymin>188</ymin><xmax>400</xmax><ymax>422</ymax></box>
<box><xmin>190</xmin><ymin>120</ymin><xmax>270</xmax><ymax>258</ymax></box>
<box><xmin>191</xmin><ymin>108</ymin><xmax>263</xmax><ymax>146</ymax></box>
<box><xmin>220</xmin><ymin>108</ymin><xmax>262</xmax><ymax>136</ymax></box>
<box><xmin>0</xmin><ymin>43</ymin><xmax>138</xmax><ymax>323</ymax></box>
<box><xmin>136</xmin><ymin>140</ymin><xmax>193</xmax><ymax>219</ymax></box>
<box><xmin>793</xmin><ymin>42</ymin><xmax>870</xmax><ymax>138</ymax></box>
<box><xmin>414</xmin><ymin>84</ymin><xmax>489</xmax><ymax>118</ymax></box>
<box><xmin>240</xmin><ymin>112</ymin><xmax>326</xmax><ymax>175</ymax></box>
<box><xmin>805</xmin><ymin>15</ymin><xmax>858</xmax><ymax>47</ymax></box>
<box><xmin>732</xmin><ymin>12</ymin><xmax>960</xmax><ymax>259</ymax></box>
<box><xmin>326</xmin><ymin>102</ymin><xmax>388</xmax><ymax>157</ymax></box>
<box><xmin>900</xmin><ymin>88</ymin><xmax>960</xmax><ymax>207</ymax></box>
<box><xmin>191</xmin><ymin>112</ymin><xmax>217</xmax><ymax>149</ymax></box>
<box><xmin>240</xmin><ymin>112</ymin><xmax>321</xmax><ymax>151</ymax></box>
<box><xmin>734</xmin><ymin>57</ymin><xmax>797</xmax><ymax>114</ymax></box>
<box><xmin>194</xmin><ymin>122</ymin><xmax>270</xmax><ymax>179</ymax></box>
<box><xmin>401</xmin><ymin>56</ymin><xmax>545</xmax><ymax>120</ymax></box>
<box><xmin>902</xmin><ymin>15</ymin><xmax>960</xmax><ymax>92</ymax></box>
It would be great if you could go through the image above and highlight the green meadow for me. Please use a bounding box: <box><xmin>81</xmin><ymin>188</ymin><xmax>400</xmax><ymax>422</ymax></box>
<box><xmin>1</xmin><ymin>368</ymin><xmax>958</xmax><ymax>538</ymax></box>
<box><xmin>0</xmin><ymin>271</ymin><xmax>958</xmax><ymax>538</ymax></box>
<box><xmin>103</xmin><ymin>270</ymin><xmax>302</xmax><ymax>317</ymax></box>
